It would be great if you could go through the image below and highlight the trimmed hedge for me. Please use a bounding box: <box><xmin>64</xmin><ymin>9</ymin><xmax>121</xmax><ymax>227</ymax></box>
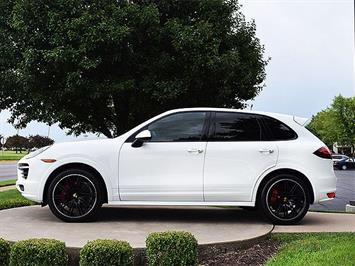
<box><xmin>0</xmin><ymin>238</ymin><xmax>10</xmax><ymax>266</ymax></box>
<box><xmin>146</xmin><ymin>231</ymin><xmax>198</xmax><ymax>266</ymax></box>
<box><xmin>10</xmin><ymin>238</ymin><xmax>68</xmax><ymax>266</ymax></box>
<box><xmin>80</xmin><ymin>239</ymin><xmax>133</xmax><ymax>266</ymax></box>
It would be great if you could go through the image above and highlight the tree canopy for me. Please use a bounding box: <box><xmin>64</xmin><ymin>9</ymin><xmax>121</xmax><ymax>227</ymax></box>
<box><xmin>28</xmin><ymin>135</ymin><xmax>55</xmax><ymax>149</ymax></box>
<box><xmin>3</xmin><ymin>134</ymin><xmax>54</xmax><ymax>151</ymax></box>
<box><xmin>0</xmin><ymin>0</ymin><xmax>268</xmax><ymax>138</ymax></box>
<box><xmin>307</xmin><ymin>95</ymin><xmax>355</xmax><ymax>151</ymax></box>
<box><xmin>4</xmin><ymin>135</ymin><xmax>28</xmax><ymax>152</ymax></box>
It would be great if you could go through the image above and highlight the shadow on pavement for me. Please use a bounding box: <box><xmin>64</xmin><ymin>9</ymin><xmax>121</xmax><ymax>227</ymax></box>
<box><xmin>96</xmin><ymin>206</ymin><xmax>267</xmax><ymax>224</ymax></box>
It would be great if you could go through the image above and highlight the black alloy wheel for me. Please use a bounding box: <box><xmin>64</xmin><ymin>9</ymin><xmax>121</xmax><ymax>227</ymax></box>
<box><xmin>259</xmin><ymin>174</ymin><xmax>310</xmax><ymax>225</ymax></box>
<box><xmin>48</xmin><ymin>169</ymin><xmax>103</xmax><ymax>222</ymax></box>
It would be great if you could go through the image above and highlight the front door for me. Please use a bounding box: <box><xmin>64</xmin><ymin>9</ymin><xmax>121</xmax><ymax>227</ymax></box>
<box><xmin>119</xmin><ymin>111</ymin><xmax>208</xmax><ymax>201</ymax></box>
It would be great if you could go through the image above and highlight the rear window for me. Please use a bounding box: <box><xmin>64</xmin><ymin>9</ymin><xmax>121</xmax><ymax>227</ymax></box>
<box><xmin>261</xmin><ymin>116</ymin><xmax>298</xmax><ymax>141</ymax></box>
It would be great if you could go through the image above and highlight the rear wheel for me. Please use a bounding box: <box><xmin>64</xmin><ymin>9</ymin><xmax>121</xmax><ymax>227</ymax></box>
<box><xmin>47</xmin><ymin>169</ymin><xmax>103</xmax><ymax>222</ymax></box>
<box><xmin>259</xmin><ymin>174</ymin><xmax>310</xmax><ymax>225</ymax></box>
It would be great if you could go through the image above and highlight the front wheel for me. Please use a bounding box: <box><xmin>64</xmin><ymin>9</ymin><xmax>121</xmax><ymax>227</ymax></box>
<box><xmin>47</xmin><ymin>169</ymin><xmax>103</xmax><ymax>222</ymax></box>
<box><xmin>259</xmin><ymin>174</ymin><xmax>310</xmax><ymax>225</ymax></box>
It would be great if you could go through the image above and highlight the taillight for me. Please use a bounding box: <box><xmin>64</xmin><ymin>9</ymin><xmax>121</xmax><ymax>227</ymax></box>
<box><xmin>313</xmin><ymin>146</ymin><xmax>332</xmax><ymax>159</ymax></box>
<box><xmin>327</xmin><ymin>192</ymin><xmax>336</xmax><ymax>198</ymax></box>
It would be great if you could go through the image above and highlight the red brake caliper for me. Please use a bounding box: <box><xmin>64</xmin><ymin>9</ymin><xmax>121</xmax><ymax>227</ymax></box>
<box><xmin>270</xmin><ymin>188</ymin><xmax>279</xmax><ymax>204</ymax></box>
<box><xmin>59</xmin><ymin>182</ymin><xmax>72</xmax><ymax>202</ymax></box>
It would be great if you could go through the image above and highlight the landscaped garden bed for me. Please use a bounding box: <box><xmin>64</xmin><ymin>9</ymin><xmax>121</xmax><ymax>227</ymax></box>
<box><xmin>201</xmin><ymin>232</ymin><xmax>355</xmax><ymax>266</ymax></box>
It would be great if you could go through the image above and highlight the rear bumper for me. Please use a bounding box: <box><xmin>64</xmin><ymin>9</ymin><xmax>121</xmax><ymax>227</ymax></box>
<box><xmin>313</xmin><ymin>174</ymin><xmax>337</xmax><ymax>203</ymax></box>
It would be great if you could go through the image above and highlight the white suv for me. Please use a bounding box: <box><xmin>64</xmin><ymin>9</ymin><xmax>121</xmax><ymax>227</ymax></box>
<box><xmin>16</xmin><ymin>108</ymin><xmax>336</xmax><ymax>224</ymax></box>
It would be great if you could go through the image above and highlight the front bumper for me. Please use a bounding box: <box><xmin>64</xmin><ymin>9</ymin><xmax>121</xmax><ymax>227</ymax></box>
<box><xmin>16</xmin><ymin>158</ymin><xmax>49</xmax><ymax>203</ymax></box>
<box><xmin>16</xmin><ymin>178</ymin><xmax>41</xmax><ymax>203</ymax></box>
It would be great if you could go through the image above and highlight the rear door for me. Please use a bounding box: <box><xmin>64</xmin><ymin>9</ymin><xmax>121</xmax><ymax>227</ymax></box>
<box><xmin>203</xmin><ymin>112</ymin><xmax>278</xmax><ymax>202</ymax></box>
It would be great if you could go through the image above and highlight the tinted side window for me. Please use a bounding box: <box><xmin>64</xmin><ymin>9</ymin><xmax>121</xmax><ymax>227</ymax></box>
<box><xmin>212</xmin><ymin>112</ymin><xmax>261</xmax><ymax>141</ymax></box>
<box><xmin>262</xmin><ymin>117</ymin><xmax>297</xmax><ymax>140</ymax></box>
<box><xmin>147</xmin><ymin>112</ymin><xmax>206</xmax><ymax>142</ymax></box>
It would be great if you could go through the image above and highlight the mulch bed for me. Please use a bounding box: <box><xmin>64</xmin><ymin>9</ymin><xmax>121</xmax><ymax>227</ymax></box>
<box><xmin>199</xmin><ymin>239</ymin><xmax>280</xmax><ymax>266</ymax></box>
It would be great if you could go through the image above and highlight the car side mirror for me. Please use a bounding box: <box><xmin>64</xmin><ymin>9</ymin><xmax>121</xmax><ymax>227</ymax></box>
<box><xmin>131</xmin><ymin>130</ymin><xmax>151</xmax><ymax>148</ymax></box>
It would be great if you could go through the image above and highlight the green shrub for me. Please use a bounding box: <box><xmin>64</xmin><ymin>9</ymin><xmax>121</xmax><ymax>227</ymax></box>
<box><xmin>0</xmin><ymin>238</ymin><xmax>10</xmax><ymax>266</ymax></box>
<box><xmin>80</xmin><ymin>239</ymin><xmax>133</xmax><ymax>266</ymax></box>
<box><xmin>146</xmin><ymin>231</ymin><xmax>198</xmax><ymax>266</ymax></box>
<box><xmin>10</xmin><ymin>238</ymin><xmax>68</xmax><ymax>266</ymax></box>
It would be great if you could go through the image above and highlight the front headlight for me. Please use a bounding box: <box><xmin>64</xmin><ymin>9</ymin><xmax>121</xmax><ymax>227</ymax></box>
<box><xmin>24</xmin><ymin>146</ymin><xmax>51</xmax><ymax>159</ymax></box>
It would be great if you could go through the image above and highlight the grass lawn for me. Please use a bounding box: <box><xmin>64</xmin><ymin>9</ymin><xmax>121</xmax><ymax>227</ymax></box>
<box><xmin>0</xmin><ymin>150</ymin><xmax>28</xmax><ymax>161</ymax></box>
<box><xmin>0</xmin><ymin>189</ymin><xmax>34</xmax><ymax>210</ymax></box>
<box><xmin>0</xmin><ymin>179</ymin><xmax>16</xmax><ymax>187</ymax></box>
<box><xmin>268</xmin><ymin>233</ymin><xmax>355</xmax><ymax>266</ymax></box>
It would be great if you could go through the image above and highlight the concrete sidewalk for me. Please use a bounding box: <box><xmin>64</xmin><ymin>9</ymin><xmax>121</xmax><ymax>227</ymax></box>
<box><xmin>0</xmin><ymin>185</ymin><xmax>16</xmax><ymax>192</ymax></box>
<box><xmin>274</xmin><ymin>211</ymin><xmax>355</xmax><ymax>233</ymax></box>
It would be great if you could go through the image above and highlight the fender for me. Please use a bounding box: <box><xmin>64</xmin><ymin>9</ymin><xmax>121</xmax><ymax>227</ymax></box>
<box><xmin>251</xmin><ymin>164</ymin><xmax>316</xmax><ymax>204</ymax></box>
<box><xmin>38</xmin><ymin>156</ymin><xmax>114</xmax><ymax>202</ymax></box>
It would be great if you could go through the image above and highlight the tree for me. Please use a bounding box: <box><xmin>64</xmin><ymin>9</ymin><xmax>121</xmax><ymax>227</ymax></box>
<box><xmin>4</xmin><ymin>135</ymin><xmax>29</xmax><ymax>153</ymax></box>
<box><xmin>28</xmin><ymin>135</ymin><xmax>54</xmax><ymax>149</ymax></box>
<box><xmin>307</xmin><ymin>95</ymin><xmax>355</xmax><ymax>152</ymax></box>
<box><xmin>0</xmin><ymin>0</ymin><xmax>268</xmax><ymax>138</ymax></box>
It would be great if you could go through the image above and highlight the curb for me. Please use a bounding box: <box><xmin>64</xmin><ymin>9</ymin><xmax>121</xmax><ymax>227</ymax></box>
<box><xmin>65</xmin><ymin>227</ymin><xmax>274</xmax><ymax>266</ymax></box>
<box><xmin>0</xmin><ymin>160</ymin><xmax>18</xmax><ymax>164</ymax></box>
<box><xmin>0</xmin><ymin>185</ymin><xmax>16</xmax><ymax>192</ymax></box>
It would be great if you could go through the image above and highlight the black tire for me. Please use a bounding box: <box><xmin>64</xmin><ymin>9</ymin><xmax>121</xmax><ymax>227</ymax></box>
<box><xmin>47</xmin><ymin>168</ymin><xmax>103</xmax><ymax>222</ymax></box>
<box><xmin>258</xmin><ymin>174</ymin><xmax>310</xmax><ymax>225</ymax></box>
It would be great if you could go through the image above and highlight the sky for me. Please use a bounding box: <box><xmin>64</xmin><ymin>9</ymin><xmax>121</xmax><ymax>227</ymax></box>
<box><xmin>0</xmin><ymin>0</ymin><xmax>354</xmax><ymax>143</ymax></box>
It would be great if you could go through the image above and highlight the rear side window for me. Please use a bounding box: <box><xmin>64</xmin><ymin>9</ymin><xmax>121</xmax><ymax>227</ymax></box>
<box><xmin>261</xmin><ymin>116</ymin><xmax>297</xmax><ymax>141</ymax></box>
<box><xmin>211</xmin><ymin>112</ymin><xmax>262</xmax><ymax>141</ymax></box>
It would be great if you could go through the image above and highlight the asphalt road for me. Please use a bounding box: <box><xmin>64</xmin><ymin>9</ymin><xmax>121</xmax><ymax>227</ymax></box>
<box><xmin>0</xmin><ymin>162</ymin><xmax>17</xmax><ymax>181</ymax></box>
<box><xmin>1</xmin><ymin>162</ymin><xmax>354</xmax><ymax>210</ymax></box>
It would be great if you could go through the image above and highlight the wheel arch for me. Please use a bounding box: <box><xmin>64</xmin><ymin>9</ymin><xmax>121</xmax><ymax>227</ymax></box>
<box><xmin>255</xmin><ymin>168</ymin><xmax>315</xmax><ymax>205</ymax></box>
<box><xmin>42</xmin><ymin>163</ymin><xmax>109</xmax><ymax>206</ymax></box>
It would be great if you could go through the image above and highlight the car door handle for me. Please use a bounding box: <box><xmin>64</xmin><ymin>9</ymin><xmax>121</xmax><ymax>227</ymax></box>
<box><xmin>187</xmin><ymin>149</ymin><xmax>204</xmax><ymax>154</ymax></box>
<box><xmin>259</xmin><ymin>148</ymin><xmax>274</xmax><ymax>154</ymax></box>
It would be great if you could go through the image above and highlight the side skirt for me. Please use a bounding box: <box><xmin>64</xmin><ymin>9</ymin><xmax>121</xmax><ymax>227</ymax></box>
<box><xmin>106</xmin><ymin>201</ymin><xmax>255</xmax><ymax>207</ymax></box>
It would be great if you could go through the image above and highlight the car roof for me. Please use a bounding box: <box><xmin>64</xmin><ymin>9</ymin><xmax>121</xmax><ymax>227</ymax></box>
<box><xmin>163</xmin><ymin>107</ymin><xmax>303</xmax><ymax>123</ymax></box>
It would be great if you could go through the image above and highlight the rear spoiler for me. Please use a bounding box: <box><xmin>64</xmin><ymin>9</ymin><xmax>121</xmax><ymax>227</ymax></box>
<box><xmin>293</xmin><ymin>116</ymin><xmax>309</xmax><ymax>126</ymax></box>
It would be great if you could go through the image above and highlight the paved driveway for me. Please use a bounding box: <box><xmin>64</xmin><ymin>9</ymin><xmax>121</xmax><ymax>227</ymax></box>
<box><xmin>310</xmin><ymin>170</ymin><xmax>355</xmax><ymax>212</ymax></box>
<box><xmin>0</xmin><ymin>162</ymin><xmax>17</xmax><ymax>181</ymax></box>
